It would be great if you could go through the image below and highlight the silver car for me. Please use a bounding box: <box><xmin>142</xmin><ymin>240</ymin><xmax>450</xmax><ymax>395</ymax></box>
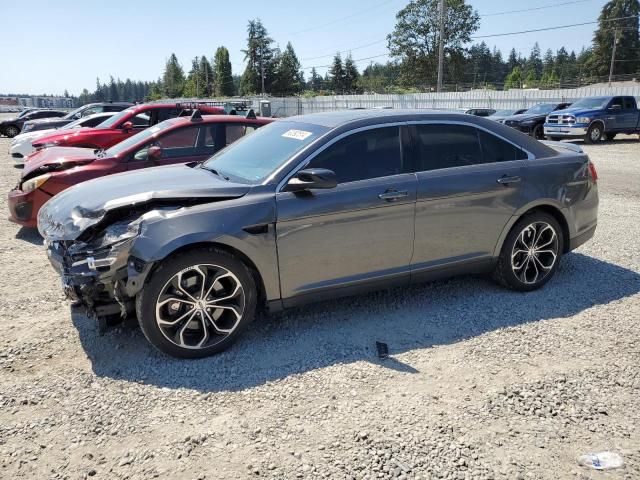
<box><xmin>39</xmin><ymin>110</ymin><xmax>599</xmax><ymax>358</ymax></box>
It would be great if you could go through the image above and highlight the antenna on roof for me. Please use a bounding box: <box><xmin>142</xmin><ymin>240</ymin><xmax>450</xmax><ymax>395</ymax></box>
<box><xmin>190</xmin><ymin>109</ymin><xmax>203</xmax><ymax>122</ymax></box>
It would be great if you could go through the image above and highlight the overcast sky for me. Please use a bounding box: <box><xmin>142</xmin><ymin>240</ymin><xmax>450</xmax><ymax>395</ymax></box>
<box><xmin>1</xmin><ymin>0</ymin><xmax>609</xmax><ymax>96</ymax></box>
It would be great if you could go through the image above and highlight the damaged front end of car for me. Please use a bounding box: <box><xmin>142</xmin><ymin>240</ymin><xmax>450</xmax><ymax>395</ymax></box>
<box><xmin>42</xmin><ymin>209</ymin><xmax>160</xmax><ymax>331</ymax></box>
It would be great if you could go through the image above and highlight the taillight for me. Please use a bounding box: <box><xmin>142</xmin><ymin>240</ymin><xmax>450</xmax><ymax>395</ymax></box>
<box><xmin>588</xmin><ymin>161</ymin><xmax>598</xmax><ymax>183</ymax></box>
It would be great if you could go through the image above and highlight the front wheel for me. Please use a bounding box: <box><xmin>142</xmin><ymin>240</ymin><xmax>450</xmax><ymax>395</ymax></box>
<box><xmin>532</xmin><ymin>124</ymin><xmax>545</xmax><ymax>140</ymax></box>
<box><xmin>4</xmin><ymin>125</ymin><xmax>20</xmax><ymax>138</ymax></box>
<box><xmin>585</xmin><ymin>123</ymin><xmax>603</xmax><ymax>144</ymax></box>
<box><xmin>492</xmin><ymin>212</ymin><xmax>563</xmax><ymax>292</ymax></box>
<box><xmin>136</xmin><ymin>248</ymin><xmax>257</xmax><ymax>358</ymax></box>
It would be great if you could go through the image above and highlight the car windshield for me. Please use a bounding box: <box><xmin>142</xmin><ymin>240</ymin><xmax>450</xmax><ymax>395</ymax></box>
<box><xmin>567</xmin><ymin>97</ymin><xmax>610</xmax><ymax>110</ymax></box>
<box><xmin>17</xmin><ymin>110</ymin><xmax>33</xmax><ymax>118</ymax></box>
<box><xmin>95</xmin><ymin>108</ymin><xmax>134</xmax><ymax>129</ymax></box>
<box><xmin>201</xmin><ymin>121</ymin><xmax>329</xmax><ymax>184</ymax></box>
<box><xmin>105</xmin><ymin>120</ymin><xmax>171</xmax><ymax>157</ymax></box>
<box><xmin>490</xmin><ymin>109</ymin><xmax>515</xmax><ymax>117</ymax></box>
<box><xmin>63</xmin><ymin>106</ymin><xmax>86</xmax><ymax>120</ymax></box>
<box><xmin>524</xmin><ymin>104</ymin><xmax>557</xmax><ymax>115</ymax></box>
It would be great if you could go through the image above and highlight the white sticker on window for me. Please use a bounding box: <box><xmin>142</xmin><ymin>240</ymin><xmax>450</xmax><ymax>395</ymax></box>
<box><xmin>282</xmin><ymin>129</ymin><xmax>312</xmax><ymax>140</ymax></box>
<box><xmin>149</xmin><ymin>125</ymin><xmax>162</xmax><ymax>134</ymax></box>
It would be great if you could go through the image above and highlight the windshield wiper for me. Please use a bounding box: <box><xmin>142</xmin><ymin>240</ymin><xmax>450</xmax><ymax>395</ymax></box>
<box><xmin>201</xmin><ymin>165</ymin><xmax>230</xmax><ymax>181</ymax></box>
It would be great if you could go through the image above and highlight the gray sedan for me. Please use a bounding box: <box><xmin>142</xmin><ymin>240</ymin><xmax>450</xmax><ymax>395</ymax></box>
<box><xmin>39</xmin><ymin>110</ymin><xmax>599</xmax><ymax>358</ymax></box>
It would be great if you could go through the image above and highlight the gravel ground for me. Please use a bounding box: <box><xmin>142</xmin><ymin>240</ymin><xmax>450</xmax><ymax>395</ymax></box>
<box><xmin>0</xmin><ymin>121</ymin><xmax>638</xmax><ymax>480</ymax></box>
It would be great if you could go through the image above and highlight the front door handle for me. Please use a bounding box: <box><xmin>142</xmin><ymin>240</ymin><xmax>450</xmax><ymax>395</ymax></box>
<box><xmin>497</xmin><ymin>175</ymin><xmax>522</xmax><ymax>185</ymax></box>
<box><xmin>379</xmin><ymin>189</ymin><xmax>409</xmax><ymax>201</ymax></box>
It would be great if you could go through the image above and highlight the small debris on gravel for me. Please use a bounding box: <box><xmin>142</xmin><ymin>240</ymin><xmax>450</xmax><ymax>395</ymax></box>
<box><xmin>0</xmin><ymin>128</ymin><xmax>638</xmax><ymax>479</ymax></box>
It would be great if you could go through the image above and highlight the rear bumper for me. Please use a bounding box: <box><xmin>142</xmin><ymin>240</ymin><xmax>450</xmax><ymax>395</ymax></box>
<box><xmin>543</xmin><ymin>125</ymin><xmax>588</xmax><ymax>137</ymax></box>
<box><xmin>569</xmin><ymin>224</ymin><xmax>597</xmax><ymax>251</ymax></box>
<box><xmin>7</xmin><ymin>188</ymin><xmax>51</xmax><ymax>228</ymax></box>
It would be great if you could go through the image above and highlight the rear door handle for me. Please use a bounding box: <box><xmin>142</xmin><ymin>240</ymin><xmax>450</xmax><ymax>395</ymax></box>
<box><xmin>379</xmin><ymin>189</ymin><xmax>409</xmax><ymax>201</ymax></box>
<box><xmin>497</xmin><ymin>175</ymin><xmax>522</xmax><ymax>185</ymax></box>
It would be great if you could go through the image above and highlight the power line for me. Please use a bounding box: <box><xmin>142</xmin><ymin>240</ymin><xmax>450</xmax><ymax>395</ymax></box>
<box><xmin>480</xmin><ymin>0</ymin><xmax>593</xmax><ymax>17</ymax></box>
<box><xmin>300</xmin><ymin>14</ymin><xmax>639</xmax><ymax>71</ymax></box>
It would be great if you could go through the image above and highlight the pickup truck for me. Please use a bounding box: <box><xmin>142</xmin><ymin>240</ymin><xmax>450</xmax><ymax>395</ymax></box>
<box><xmin>544</xmin><ymin>95</ymin><xmax>640</xmax><ymax>143</ymax></box>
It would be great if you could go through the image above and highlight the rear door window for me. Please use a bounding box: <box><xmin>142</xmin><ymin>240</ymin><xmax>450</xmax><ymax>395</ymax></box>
<box><xmin>307</xmin><ymin>127</ymin><xmax>403</xmax><ymax>183</ymax></box>
<box><xmin>414</xmin><ymin>124</ymin><xmax>483</xmax><ymax>171</ymax></box>
<box><xmin>623</xmin><ymin>97</ymin><xmax>635</xmax><ymax>110</ymax></box>
<box><xmin>478</xmin><ymin>130</ymin><xmax>527</xmax><ymax>163</ymax></box>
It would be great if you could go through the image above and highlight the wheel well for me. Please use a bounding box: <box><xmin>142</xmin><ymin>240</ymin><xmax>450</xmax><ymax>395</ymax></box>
<box><xmin>589</xmin><ymin>119</ymin><xmax>605</xmax><ymax>130</ymax></box>
<box><xmin>520</xmin><ymin>205</ymin><xmax>571</xmax><ymax>253</ymax></box>
<box><xmin>158</xmin><ymin>241</ymin><xmax>267</xmax><ymax>308</ymax></box>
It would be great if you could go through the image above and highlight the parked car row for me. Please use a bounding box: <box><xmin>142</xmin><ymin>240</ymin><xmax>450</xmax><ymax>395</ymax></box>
<box><xmin>464</xmin><ymin>95</ymin><xmax>640</xmax><ymax>143</ymax></box>
<box><xmin>9</xmin><ymin>104</ymin><xmax>598</xmax><ymax>358</ymax></box>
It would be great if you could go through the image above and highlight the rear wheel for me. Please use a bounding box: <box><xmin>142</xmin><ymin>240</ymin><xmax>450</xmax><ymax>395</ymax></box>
<box><xmin>585</xmin><ymin>123</ymin><xmax>603</xmax><ymax>144</ymax></box>
<box><xmin>493</xmin><ymin>212</ymin><xmax>563</xmax><ymax>292</ymax></box>
<box><xmin>136</xmin><ymin>248</ymin><xmax>257</xmax><ymax>358</ymax></box>
<box><xmin>4</xmin><ymin>125</ymin><xmax>19</xmax><ymax>138</ymax></box>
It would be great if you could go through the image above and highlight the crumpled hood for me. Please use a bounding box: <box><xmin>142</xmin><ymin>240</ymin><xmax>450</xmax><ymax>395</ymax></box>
<box><xmin>22</xmin><ymin>147</ymin><xmax>97</xmax><ymax>179</ymax></box>
<box><xmin>33</xmin><ymin>127</ymin><xmax>94</xmax><ymax>146</ymax></box>
<box><xmin>38</xmin><ymin>164</ymin><xmax>252</xmax><ymax>241</ymax></box>
<box><xmin>11</xmin><ymin>128</ymin><xmax>57</xmax><ymax>144</ymax></box>
<box><xmin>26</xmin><ymin>117</ymin><xmax>70</xmax><ymax>126</ymax></box>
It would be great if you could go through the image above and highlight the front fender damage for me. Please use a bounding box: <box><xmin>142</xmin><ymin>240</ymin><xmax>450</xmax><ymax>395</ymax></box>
<box><xmin>45</xmin><ymin>199</ymin><xmax>231</xmax><ymax>329</ymax></box>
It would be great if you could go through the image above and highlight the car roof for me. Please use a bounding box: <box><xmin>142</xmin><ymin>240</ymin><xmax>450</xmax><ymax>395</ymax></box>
<box><xmin>283</xmin><ymin>109</ymin><xmax>558</xmax><ymax>159</ymax></box>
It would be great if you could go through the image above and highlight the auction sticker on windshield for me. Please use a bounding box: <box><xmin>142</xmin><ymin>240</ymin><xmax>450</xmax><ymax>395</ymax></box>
<box><xmin>282</xmin><ymin>129</ymin><xmax>312</xmax><ymax>141</ymax></box>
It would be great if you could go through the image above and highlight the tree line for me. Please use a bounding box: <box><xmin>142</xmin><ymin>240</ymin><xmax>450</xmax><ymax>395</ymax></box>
<box><xmin>70</xmin><ymin>0</ymin><xmax>639</xmax><ymax>103</ymax></box>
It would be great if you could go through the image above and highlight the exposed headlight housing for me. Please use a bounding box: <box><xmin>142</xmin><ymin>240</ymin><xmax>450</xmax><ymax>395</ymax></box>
<box><xmin>520</xmin><ymin>119</ymin><xmax>535</xmax><ymax>125</ymax></box>
<box><xmin>576</xmin><ymin>117</ymin><xmax>591</xmax><ymax>124</ymax></box>
<box><xmin>21</xmin><ymin>173</ymin><xmax>51</xmax><ymax>193</ymax></box>
<box><xmin>22</xmin><ymin>124</ymin><xmax>34</xmax><ymax>132</ymax></box>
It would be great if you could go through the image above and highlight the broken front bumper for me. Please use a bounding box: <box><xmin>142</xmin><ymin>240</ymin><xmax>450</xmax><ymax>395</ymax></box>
<box><xmin>45</xmin><ymin>238</ymin><xmax>153</xmax><ymax>318</ymax></box>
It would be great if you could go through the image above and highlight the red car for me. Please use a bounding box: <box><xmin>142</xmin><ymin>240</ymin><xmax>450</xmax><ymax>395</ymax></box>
<box><xmin>9</xmin><ymin>112</ymin><xmax>273</xmax><ymax>227</ymax></box>
<box><xmin>30</xmin><ymin>102</ymin><xmax>226</xmax><ymax>151</ymax></box>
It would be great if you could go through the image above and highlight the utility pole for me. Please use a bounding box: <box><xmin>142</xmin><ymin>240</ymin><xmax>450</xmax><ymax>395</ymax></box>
<box><xmin>260</xmin><ymin>44</ymin><xmax>266</xmax><ymax>96</ymax></box>
<box><xmin>437</xmin><ymin>0</ymin><xmax>446</xmax><ymax>92</ymax></box>
<box><xmin>608</xmin><ymin>29</ymin><xmax>618</xmax><ymax>86</ymax></box>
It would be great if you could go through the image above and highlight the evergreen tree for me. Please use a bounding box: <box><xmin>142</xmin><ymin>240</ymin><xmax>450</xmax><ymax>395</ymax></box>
<box><xmin>308</xmin><ymin>67</ymin><xmax>323</xmax><ymax>91</ymax></box>
<box><xmin>198</xmin><ymin>56</ymin><xmax>214</xmax><ymax>97</ymax></box>
<box><xmin>504</xmin><ymin>66</ymin><xmax>522</xmax><ymax>89</ymax></box>
<box><xmin>240</xmin><ymin>19</ymin><xmax>276</xmax><ymax>95</ymax></box>
<box><xmin>524</xmin><ymin>42</ymin><xmax>543</xmax><ymax>83</ymax></box>
<box><xmin>183</xmin><ymin>57</ymin><xmax>201</xmax><ymax>98</ymax></box>
<box><xmin>162</xmin><ymin>53</ymin><xmax>186</xmax><ymax>98</ymax></box>
<box><xmin>213</xmin><ymin>47</ymin><xmax>234</xmax><ymax>97</ymax></box>
<box><xmin>272</xmin><ymin>42</ymin><xmax>304</xmax><ymax>95</ymax></box>
<box><xmin>344</xmin><ymin>54</ymin><xmax>360</xmax><ymax>93</ymax></box>
<box><xmin>329</xmin><ymin>53</ymin><xmax>346</xmax><ymax>92</ymax></box>
<box><xmin>587</xmin><ymin>0</ymin><xmax>640</xmax><ymax>76</ymax></box>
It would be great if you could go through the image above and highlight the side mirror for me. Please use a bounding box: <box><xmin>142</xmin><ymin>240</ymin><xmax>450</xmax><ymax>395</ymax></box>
<box><xmin>122</xmin><ymin>121</ymin><xmax>134</xmax><ymax>131</ymax></box>
<box><xmin>284</xmin><ymin>168</ymin><xmax>337</xmax><ymax>192</ymax></box>
<box><xmin>609</xmin><ymin>104</ymin><xmax>622</xmax><ymax>110</ymax></box>
<box><xmin>147</xmin><ymin>145</ymin><xmax>162</xmax><ymax>162</ymax></box>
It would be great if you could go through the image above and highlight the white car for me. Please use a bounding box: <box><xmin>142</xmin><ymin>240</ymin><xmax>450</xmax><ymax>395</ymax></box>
<box><xmin>9</xmin><ymin>112</ymin><xmax>115</xmax><ymax>163</ymax></box>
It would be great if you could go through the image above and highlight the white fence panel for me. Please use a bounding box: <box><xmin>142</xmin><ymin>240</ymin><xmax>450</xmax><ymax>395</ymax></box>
<box><xmin>254</xmin><ymin>84</ymin><xmax>640</xmax><ymax>117</ymax></box>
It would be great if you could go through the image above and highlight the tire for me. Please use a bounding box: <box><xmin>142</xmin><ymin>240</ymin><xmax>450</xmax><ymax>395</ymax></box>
<box><xmin>604</xmin><ymin>133</ymin><xmax>616</xmax><ymax>141</ymax></box>
<box><xmin>532</xmin><ymin>124</ymin><xmax>545</xmax><ymax>140</ymax></box>
<box><xmin>4</xmin><ymin>125</ymin><xmax>20</xmax><ymax>138</ymax></box>
<box><xmin>136</xmin><ymin>247</ymin><xmax>257</xmax><ymax>359</ymax></box>
<box><xmin>492</xmin><ymin>212</ymin><xmax>564</xmax><ymax>292</ymax></box>
<box><xmin>548</xmin><ymin>136</ymin><xmax>562</xmax><ymax>142</ymax></box>
<box><xmin>584</xmin><ymin>123</ymin><xmax>603</xmax><ymax>144</ymax></box>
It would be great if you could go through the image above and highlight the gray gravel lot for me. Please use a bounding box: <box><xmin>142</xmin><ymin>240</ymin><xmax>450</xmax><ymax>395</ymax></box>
<box><xmin>0</xmin><ymin>120</ymin><xmax>638</xmax><ymax>479</ymax></box>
